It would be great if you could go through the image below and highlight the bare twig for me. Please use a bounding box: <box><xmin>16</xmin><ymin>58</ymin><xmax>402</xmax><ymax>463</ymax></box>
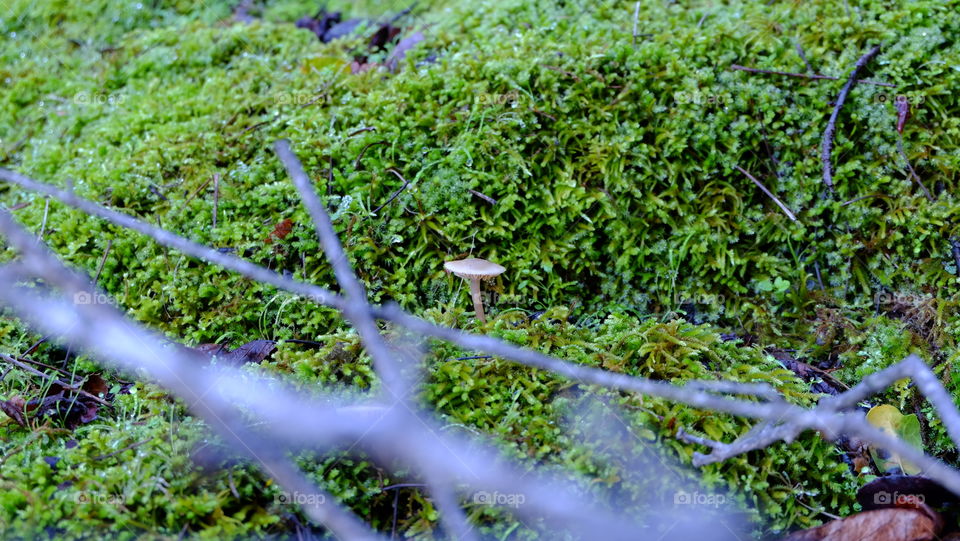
<box><xmin>896</xmin><ymin>134</ymin><xmax>934</xmax><ymax>201</ymax></box>
<box><xmin>275</xmin><ymin>140</ymin><xmax>407</xmax><ymax>392</ymax></box>
<box><xmin>370</xmin><ymin>168</ymin><xmax>411</xmax><ymax>216</ymax></box>
<box><xmin>91</xmin><ymin>437</ymin><xmax>155</xmax><ymax>461</ymax></box>
<box><xmin>794</xmin><ymin>40</ymin><xmax>814</xmax><ymax>73</ymax></box>
<box><xmin>730</xmin><ymin>63</ymin><xmax>894</xmax><ymax>87</ymax></box>
<box><xmin>94</xmin><ymin>239</ymin><xmax>113</xmax><ymax>283</ymax></box>
<box><xmin>632</xmin><ymin>2</ymin><xmax>640</xmax><ymax>45</ymax></box>
<box><xmin>734</xmin><ymin>165</ymin><xmax>798</xmax><ymax>222</ymax></box>
<box><xmin>353</xmin><ymin>140</ymin><xmax>388</xmax><ymax>170</ymax></box>
<box><xmin>952</xmin><ymin>238</ymin><xmax>960</xmax><ymax>278</ymax></box>
<box><xmin>466</xmin><ymin>188</ymin><xmax>497</xmax><ymax>205</ymax></box>
<box><xmin>212</xmin><ymin>173</ymin><xmax>220</xmax><ymax>229</ymax></box>
<box><xmin>0</xmin><ymin>353</ymin><xmax>110</xmax><ymax>406</ymax></box>
<box><xmin>841</xmin><ymin>194</ymin><xmax>887</xmax><ymax>206</ymax></box>
<box><xmin>348</xmin><ymin>126</ymin><xmax>377</xmax><ymax>138</ymax></box>
<box><xmin>39</xmin><ymin>197</ymin><xmax>49</xmax><ymax>240</ymax></box>
<box><xmin>821</xmin><ymin>44</ymin><xmax>883</xmax><ymax>195</ymax></box>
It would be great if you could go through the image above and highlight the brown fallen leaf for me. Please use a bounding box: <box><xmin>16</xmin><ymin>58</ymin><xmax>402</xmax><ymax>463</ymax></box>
<box><xmin>0</xmin><ymin>396</ymin><xmax>28</xmax><ymax>426</ymax></box>
<box><xmin>26</xmin><ymin>391</ymin><xmax>101</xmax><ymax>430</ymax></box>
<box><xmin>781</xmin><ymin>505</ymin><xmax>942</xmax><ymax>541</ymax></box>
<box><xmin>220</xmin><ymin>340</ymin><xmax>277</xmax><ymax>365</ymax></box>
<box><xmin>195</xmin><ymin>340</ymin><xmax>278</xmax><ymax>365</ymax></box>
<box><xmin>265</xmin><ymin>218</ymin><xmax>294</xmax><ymax>244</ymax></box>
<box><xmin>81</xmin><ymin>374</ymin><xmax>109</xmax><ymax>397</ymax></box>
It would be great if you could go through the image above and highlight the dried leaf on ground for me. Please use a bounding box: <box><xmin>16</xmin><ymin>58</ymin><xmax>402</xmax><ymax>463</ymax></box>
<box><xmin>781</xmin><ymin>505</ymin><xmax>942</xmax><ymax>541</ymax></box>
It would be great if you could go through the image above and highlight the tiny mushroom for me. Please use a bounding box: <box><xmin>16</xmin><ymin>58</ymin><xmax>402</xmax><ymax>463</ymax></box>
<box><xmin>443</xmin><ymin>257</ymin><xmax>506</xmax><ymax>323</ymax></box>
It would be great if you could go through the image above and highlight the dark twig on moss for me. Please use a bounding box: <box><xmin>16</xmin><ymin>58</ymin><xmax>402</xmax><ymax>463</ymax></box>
<box><xmin>91</xmin><ymin>437</ymin><xmax>154</xmax><ymax>461</ymax></box>
<box><xmin>734</xmin><ymin>165</ymin><xmax>797</xmax><ymax>222</ymax></box>
<box><xmin>794</xmin><ymin>40</ymin><xmax>814</xmax><ymax>73</ymax></box>
<box><xmin>467</xmin><ymin>188</ymin><xmax>497</xmax><ymax>205</ymax></box>
<box><xmin>212</xmin><ymin>173</ymin><xmax>220</xmax><ymax>229</ymax></box>
<box><xmin>820</xmin><ymin>44</ymin><xmax>883</xmax><ymax>196</ymax></box>
<box><xmin>354</xmin><ymin>141</ymin><xmax>388</xmax><ymax>170</ymax></box>
<box><xmin>952</xmin><ymin>238</ymin><xmax>960</xmax><ymax>277</ymax></box>
<box><xmin>896</xmin><ymin>134</ymin><xmax>934</xmax><ymax>201</ymax></box>
<box><xmin>348</xmin><ymin>126</ymin><xmax>377</xmax><ymax>138</ymax></box>
<box><xmin>0</xmin><ymin>353</ymin><xmax>110</xmax><ymax>406</ymax></box>
<box><xmin>94</xmin><ymin>239</ymin><xmax>113</xmax><ymax>283</ymax></box>
<box><xmin>370</xmin><ymin>168</ymin><xmax>411</xmax><ymax>215</ymax></box>
<box><xmin>542</xmin><ymin>64</ymin><xmax>582</xmax><ymax>83</ymax></box>
<box><xmin>10</xmin><ymin>354</ymin><xmax>74</xmax><ymax>379</ymax></box>
<box><xmin>730</xmin><ymin>63</ymin><xmax>893</xmax><ymax>87</ymax></box>
<box><xmin>327</xmin><ymin>154</ymin><xmax>335</xmax><ymax>198</ymax></box>
<box><xmin>21</xmin><ymin>337</ymin><xmax>46</xmax><ymax>357</ymax></box>
<box><xmin>841</xmin><ymin>194</ymin><xmax>888</xmax><ymax>206</ymax></box>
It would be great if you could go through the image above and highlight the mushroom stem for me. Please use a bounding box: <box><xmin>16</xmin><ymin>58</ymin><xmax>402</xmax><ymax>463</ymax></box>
<box><xmin>468</xmin><ymin>277</ymin><xmax>486</xmax><ymax>323</ymax></box>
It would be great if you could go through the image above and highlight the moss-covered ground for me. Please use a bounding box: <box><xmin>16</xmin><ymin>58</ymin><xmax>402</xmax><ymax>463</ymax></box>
<box><xmin>1</xmin><ymin>0</ymin><xmax>959</xmax><ymax>538</ymax></box>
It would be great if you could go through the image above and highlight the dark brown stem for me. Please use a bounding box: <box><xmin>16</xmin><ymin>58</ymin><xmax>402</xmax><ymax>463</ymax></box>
<box><xmin>896</xmin><ymin>134</ymin><xmax>934</xmax><ymax>202</ymax></box>
<box><xmin>731</xmin><ymin>63</ymin><xmax>893</xmax><ymax>87</ymax></box>
<box><xmin>734</xmin><ymin>165</ymin><xmax>797</xmax><ymax>222</ymax></box>
<box><xmin>821</xmin><ymin>44</ymin><xmax>883</xmax><ymax>195</ymax></box>
<box><xmin>0</xmin><ymin>353</ymin><xmax>110</xmax><ymax>406</ymax></box>
<box><xmin>468</xmin><ymin>277</ymin><xmax>485</xmax><ymax>323</ymax></box>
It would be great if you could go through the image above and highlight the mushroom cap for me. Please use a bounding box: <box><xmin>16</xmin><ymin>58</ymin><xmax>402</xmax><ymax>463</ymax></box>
<box><xmin>444</xmin><ymin>257</ymin><xmax>506</xmax><ymax>280</ymax></box>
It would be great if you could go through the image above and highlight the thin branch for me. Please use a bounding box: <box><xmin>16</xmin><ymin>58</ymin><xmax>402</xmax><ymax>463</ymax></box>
<box><xmin>896</xmin><ymin>134</ymin><xmax>934</xmax><ymax>201</ymax></box>
<box><xmin>0</xmin><ymin>353</ymin><xmax>110</xmax><ymax>406</ymax></box>
<box><xmin>94</xmin><ymin>239</ymin><xmax>113</xmax><ymax>283</ymax></box>
<box><xmin>952</xmin><ymin>238</ymin><xmax>960</xmax><ymax>278</ymax></box>
<box><xmin>354</xmin><ymin>141</ymin><xmax>388</xmax><ymax>170</ymax></box>
<box><xmin>467</xmin><ymin>188</ymin><xmax>497</xmax><ymax>205</ymax></box>
<box><xmin>794</xmin><ymin>40</ymin><xmax>814</xmax><ymax>73</ymax></box>
<box><xmin>275</xmin><ymin>140</ymin><xmax>407</xmax><ymax>393</ymax></box>
<box><xmin>730</xmin><ymin>63</ymin><xmax>893</xmax><ymax>87</ymax></box>
<box><xmin>821</xmin><ymin>44</ymin><xmax>883</xmax><ymax>195</ymax></box>
<box><xmin>91</xmin><ymin>437</ymin><xmax>155</xmax><ymax>461</ymax></box>
<box><xmin>734</xmin><ymin>165</ymin><xmax>798</xmax><ymax>222</ymax></box>
<box><xmin>38</xmin><ymin>197</ymin><xmax>50</xmax><ymax>240</ymax></box>
<box><xmin>212</xmin><ymin>173</ymin><xmax>220</xmax><ymax>229</ymax></box>
<box><xmin>371</xmin><ymin>168</ymin><xmax>411</xmax><ymax>216</ymax></box>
